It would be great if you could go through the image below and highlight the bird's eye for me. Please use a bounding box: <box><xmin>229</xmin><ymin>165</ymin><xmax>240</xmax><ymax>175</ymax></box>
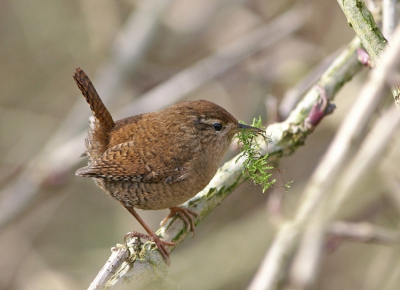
<box><xmin>213</xmin><ymin>123</ymin><xmax>222</xmax><ymax>131</ymax></box>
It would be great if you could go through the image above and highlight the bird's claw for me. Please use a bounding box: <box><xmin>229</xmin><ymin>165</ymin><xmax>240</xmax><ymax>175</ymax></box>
<box><xmin>161</xmin><ymin>206</ymin><xmax>198</xmax><ymax>238</ymax></box>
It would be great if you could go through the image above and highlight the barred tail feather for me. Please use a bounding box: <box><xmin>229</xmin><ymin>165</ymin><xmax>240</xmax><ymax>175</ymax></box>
<box><xmin>74</xmin><ymin>68</ymin><xmax>115</xmax><ymax>160</ymax></box>
<box><xmin>73</xmin><ymin>68</ymin><xmax>115</xmax><ymax>131</ymax></box>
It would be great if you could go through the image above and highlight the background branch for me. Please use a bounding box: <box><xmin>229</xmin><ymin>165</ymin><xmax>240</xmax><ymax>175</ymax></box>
<box><xmin>382</xmin><ymin>0</ymin><xmax>397</xmax><ymax>40</ymax></box>
<box><xmin>329</xmin><ymin>221</ymin><xmax>400</xmax><ymax>244</ymax></box>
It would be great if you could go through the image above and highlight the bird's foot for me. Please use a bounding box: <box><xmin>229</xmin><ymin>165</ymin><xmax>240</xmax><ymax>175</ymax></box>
<box><xmin>161</xmin><ymin>206</ymin><xmax>198</xmax><ymax>238</ymax></box>
<box><xmin>125</xmin><ymin>231</ymin><xmax>175</xmax><ymax>265</ymax></box>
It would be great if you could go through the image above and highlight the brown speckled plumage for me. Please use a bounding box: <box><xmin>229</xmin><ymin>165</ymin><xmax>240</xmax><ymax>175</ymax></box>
<box><xmin>73</xmin><ymin>68</ymin><xmax>260</xmax><ymax>264</ymax></box>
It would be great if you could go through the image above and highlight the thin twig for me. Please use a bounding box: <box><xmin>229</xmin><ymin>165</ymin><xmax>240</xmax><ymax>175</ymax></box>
<box><xmin>329</xmin><ymin>221</ymin><xmax>400</xmax><ymax>244</ymax></box>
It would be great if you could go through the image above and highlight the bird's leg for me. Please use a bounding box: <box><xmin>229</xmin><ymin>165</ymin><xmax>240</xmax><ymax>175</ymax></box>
<box><xmin>161</xmin><ymin>206</ymin><xmax>198</xmax><ymax>238</ymax></box>
<box><xmin>125</xmin><ymin>207</ymin><xmax>174</xmax><ymax>265</ymax></box>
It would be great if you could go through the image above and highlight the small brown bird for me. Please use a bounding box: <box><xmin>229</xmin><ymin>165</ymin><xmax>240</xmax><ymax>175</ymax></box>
<box><xmin>73</xmin><ymin>68</ymin><xmax>261</xmax><ymax>264</ymax></box>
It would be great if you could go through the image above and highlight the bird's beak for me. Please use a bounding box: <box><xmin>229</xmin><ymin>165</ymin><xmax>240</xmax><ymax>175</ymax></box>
<box><xmin>237</xmin><ymin>123</ymin><xmax>264</xmax><ymax>133</ymax></box>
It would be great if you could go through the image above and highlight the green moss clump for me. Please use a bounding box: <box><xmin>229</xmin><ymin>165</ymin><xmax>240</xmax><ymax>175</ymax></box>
<box><xmin>236</xmin><ymin>116</ymin><xmax>275</xmax><ymax>192</ymax></box>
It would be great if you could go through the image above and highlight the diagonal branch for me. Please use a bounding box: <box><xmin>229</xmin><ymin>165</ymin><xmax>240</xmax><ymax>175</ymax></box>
<box><xmin>92</xmin><ymin>37</ymin><xmax>364</xmax><ymax>289</ymax></box>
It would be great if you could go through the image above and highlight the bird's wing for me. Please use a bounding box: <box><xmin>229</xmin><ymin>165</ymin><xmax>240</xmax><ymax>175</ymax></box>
<box><xmin>75</xmin><ymin>141</ymin><xmax>189</xmax><ymax>184</ymax></box>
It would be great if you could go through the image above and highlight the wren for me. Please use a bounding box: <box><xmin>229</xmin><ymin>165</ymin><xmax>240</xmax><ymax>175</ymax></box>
<box><xmin>73</xmin><ymin>68</ymin><xmax>261</xmax><ymax>264</ymax></box>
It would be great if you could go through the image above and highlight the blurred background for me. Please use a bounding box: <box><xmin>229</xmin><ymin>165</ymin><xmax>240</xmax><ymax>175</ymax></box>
<box><xmin>1</xmin><ymin>0</ymin><xmax>399</xmax><ymax>289</ymax></box>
